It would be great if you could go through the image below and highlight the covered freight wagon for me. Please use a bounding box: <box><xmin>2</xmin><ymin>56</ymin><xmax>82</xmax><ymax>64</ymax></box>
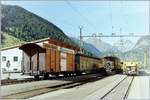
<box><xmin>75</xmin><ymin>54</ymin><xmax>105</xmax><ymax>75</ymax></box>
<box><xmin>19</xmin><ymin>39</ymin><xmax>79</xmax><ymax>78</ymax></box>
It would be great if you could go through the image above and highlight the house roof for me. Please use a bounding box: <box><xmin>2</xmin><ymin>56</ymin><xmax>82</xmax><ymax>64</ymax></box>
<box><xmin>1</xmin><ymin>37</ymin><xmax>80</xmax><ymax>52</ymax></box>
<box><xmin>0</xmin><ymin>37</ymin><xmax>50</xmax><ymax>51</ymax></box>
<box><xmin>19</xmin><ymin>39</ymin><xmax>80</xmax><ymax>56</ymax></box>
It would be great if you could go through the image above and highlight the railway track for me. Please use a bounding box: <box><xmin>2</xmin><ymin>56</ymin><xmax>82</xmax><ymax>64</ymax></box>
<box><xmin>1</xmin><ymin>74</ymin><xmax>105</xmax><ymax>99</ymax></box>
<box><xmin>101</xmin><ymin>76</ymin><xmax>134</xmax><ymax>100</ymax></box>
<box><xmin>1</xmin><ymin>74</ymin><xmax>101</xmax><ymax>86</ymax></box>
<box><xmin>1</xmin><ymin>78</ymin><xmax>38</xmax><ymax>86</ymax></box>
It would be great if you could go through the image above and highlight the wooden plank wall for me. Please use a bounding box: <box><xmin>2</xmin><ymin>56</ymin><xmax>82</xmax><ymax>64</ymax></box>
<box><xmin>67</xmin><ymin>53</ymin><xmax>75</xmax><ymax>72</ymax></box>
<box><xmin>45</xmin><ymin>48</ymin><xmax>61</xmax><ymax>73</ymax></box>
<box><xmin>45</xmin><ymin>49</ymin><xmax>51</xmax><ymax>72</ymax></box>
<box><xmin>56</xmin><ymin>51</ymin><xmax>60</xmax><ymax>72</ymax></box>
<box><xmin>50</xmin><ymin>49</ymin><xmax>55</xmax><ymax>72</ymax></box>
<box><xmin>45</xmin><ymin>42</ymin><xmax>75</xmax><ymax>73</ymax></box>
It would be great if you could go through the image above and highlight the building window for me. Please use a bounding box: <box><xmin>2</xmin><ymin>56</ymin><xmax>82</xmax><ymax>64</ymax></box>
<box><xmin>2</xmin><ymin>68</ymin><xmax>6</xmax><ymax>72</ymax></box>
<box><xmin>13</xmin><ymin>56</ymin><xmax>18</xmax><ymax>62</ymax></box>
<box><xmin>2</xmin><ymin>56</ymin><xmax>6</xmax><ymax>62</ymax></box>
<box><xmin>13</xmin><ymin>68</ymin><xmax>18</xmax><ymax>71</ymax></box>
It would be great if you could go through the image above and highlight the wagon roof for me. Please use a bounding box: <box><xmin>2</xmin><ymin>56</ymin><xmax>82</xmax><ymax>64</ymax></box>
<box><xmin>48</xmin><ymin>39</ymin><xmax>80</xmax><ymax>50</ymax></box>
<box><xmin>103</xmin><ymin>56</ymin><xmax>120</xmax><ymax>61</ymax></box>
<box><xmin>76</xmin><ymin>53</ymin><xmax>101</xmax><ymax>60</ymax></box>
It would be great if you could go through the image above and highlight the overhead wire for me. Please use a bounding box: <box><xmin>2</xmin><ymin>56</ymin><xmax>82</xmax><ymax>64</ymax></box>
<box><xmin>66</xmin><ymin>1</ymin><xmax>97</xmax><ymax>33</ymax></box>
<box><xmin>120</xmin><ymin>1</ymin><xmax>128</xmax><ymax>32</ymax></box>
<box><xmin>119</xmin><ymin>1</ymin><xmax>124</xmax><ymax>53</ymax></box>
<box><xmin>60</xmin><ymin>20</ymin><xmax>79</xmax><ymax>38</ymax></box>
<box><xmin>108</xmin><ymin>1</ymin><xmax>113</xmax><ymax>54</ymax></box>
<box><xmin>108</xmin><ymin>1</ymin><xmax>114</xmax><ymax>34</ymax></box>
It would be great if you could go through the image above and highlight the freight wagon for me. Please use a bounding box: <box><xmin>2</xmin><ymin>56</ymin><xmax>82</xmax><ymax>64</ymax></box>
<box><xmin>19</xmin><ymin>39</ymin><xmax>79</xmax><ymax>78</ymax></box>
<box><xmin>75</xmin><ymin>54</ymin><xmax>106</xmax><ymax>75</ymax></box>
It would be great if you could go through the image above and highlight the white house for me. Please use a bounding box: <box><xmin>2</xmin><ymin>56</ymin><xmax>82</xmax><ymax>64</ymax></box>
<box><xmin>0</xmin><ymin>38</ymin><xmax>50</xmax><ymax>73</ymax></box>
<box><xmin>0</xmin><ymin>47</ymin><xmax>22</xmax><ymax>72</ymax></box>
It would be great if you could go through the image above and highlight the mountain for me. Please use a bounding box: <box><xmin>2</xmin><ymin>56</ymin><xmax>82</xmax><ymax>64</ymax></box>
<box><xmin>134</xmin><ymin>36</ymin><xmax>150</xmax><ymax>67</ymax></box>
<box><xmin>71</xmin><ymin>37</ymin><xmax>124</xmax><ymax>57</ymax></box>
<box><xmin>1</xmin><ymin>5</ymin><xmax>76</xmax><ymax>47</ymax></box>
<box><xmin>134</xmin><ymin>36</ymin><xmax>150</xmax><ymax>51</ymax></box>
<box><xmin>70</xmin><ymin>37</ymin><xmax>101</xmax><ymax>57</ymax></box>
<box><xmin>123</xmin><ymin>36</ymin><xmax>150</xmax><ymax>68</ymax></box>
<box><xmin>85</xmin><ymin>37</ymin><xmax>119</xmax><ymax>53</ymax></box>
<box><xmin>113</xmin><ymin>39</ymin><xmax>136</xmax><ymax>52</ymax></box>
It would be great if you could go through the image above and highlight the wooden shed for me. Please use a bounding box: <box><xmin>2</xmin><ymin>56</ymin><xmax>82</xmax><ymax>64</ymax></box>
<box><xmin>19</xmin><ymin>43</ymin><xmax>46</xmax><ymax>75</ymax></box>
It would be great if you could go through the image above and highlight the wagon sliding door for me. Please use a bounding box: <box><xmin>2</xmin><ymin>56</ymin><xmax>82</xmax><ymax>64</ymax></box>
<box><xmin>55</xmin><ymin>51</ymin><xmax>60</xmax><ymax>72</ymax></box>
<box><xmin>45</xmin><ymin>49</ymin><xmax>56</xmax><ymax>72</ymax></box>
<box><xmin>45</xmin><ymin>49</ymin><xmax>51</xmax><ymax>73</ymax></box>
<box><xmin>45</xmin><ymin>49</ymin><xmax>60</xmax><ymax>74</ymax></box>
<box><xmin>67</xmin><ymin>53</ymin><xmax>75</xmax><ymax>72</ymax></box>
<box><xmin>60</xmin><ymin>52</ymin><xmax>67</xmax><ymax>72</ymax></box>
<box><xmin>50</xmin><ymin>49</ymin><xmax>56</xmax><ymax>72</ymax></box>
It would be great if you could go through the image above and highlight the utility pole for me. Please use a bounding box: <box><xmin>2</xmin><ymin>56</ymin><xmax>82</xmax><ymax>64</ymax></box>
<box><xmin>79</xmin><ymin>26</ymin><xmax>83</xmax><ymax>47</ymax></box>
<box><xmin>144</xmin><ymin>51</ymin><xmax>147</xmax><ymax>69</ymax></box>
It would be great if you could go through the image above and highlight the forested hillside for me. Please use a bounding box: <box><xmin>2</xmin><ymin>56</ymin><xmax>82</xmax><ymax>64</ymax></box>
<box><xmin>1</xmin><ymin>5</ymin><xmax>76</xmax><ymax>47</ymax></box>
<box><xmin>1</xmin><ymin>5</ymin><xmax>94</xmax><ymax>56</ymax></box>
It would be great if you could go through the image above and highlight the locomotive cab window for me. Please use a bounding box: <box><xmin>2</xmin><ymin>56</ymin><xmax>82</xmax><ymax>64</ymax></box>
<box><xmin>13</xmin><ymin>56</ymin><xmax>18</xmax><ymax>62</ymax></box>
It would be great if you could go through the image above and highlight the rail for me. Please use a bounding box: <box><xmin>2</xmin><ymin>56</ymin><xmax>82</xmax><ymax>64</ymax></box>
<box><xmin>100</xmin><ymin>76</ymin><xmax>134</xmax><ymax>100</ymax></box>
<box><xmin>123</xmin><ymin>76</ymin><xmax>134</xmax><ymax>99</ymax></box>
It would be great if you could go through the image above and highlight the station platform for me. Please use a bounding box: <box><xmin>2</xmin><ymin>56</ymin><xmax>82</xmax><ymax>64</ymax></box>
<box><xmin>127</xmin><ymin>76</ymin><xmax>150</xmax><ymax>100</ymax></box>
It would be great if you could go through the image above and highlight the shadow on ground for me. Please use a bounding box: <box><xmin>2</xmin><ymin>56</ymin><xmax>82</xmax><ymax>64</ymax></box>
<box><xmin>139</xmin><ymin>71</ymin><xmax>149</xmax><ymax>76</ymax></box>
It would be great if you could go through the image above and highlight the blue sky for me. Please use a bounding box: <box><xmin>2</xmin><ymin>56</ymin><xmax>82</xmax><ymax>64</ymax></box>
<box><xmin>1</xmin><ymin>1</ymin><xmax>149</xmax><ymax>46</ymax></box>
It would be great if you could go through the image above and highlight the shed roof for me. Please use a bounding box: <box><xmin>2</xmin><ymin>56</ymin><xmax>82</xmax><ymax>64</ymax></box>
<box><xmin>19</xmin><ymin>43</ymin><xmax>46</xmax><ymax>56</ymax></box>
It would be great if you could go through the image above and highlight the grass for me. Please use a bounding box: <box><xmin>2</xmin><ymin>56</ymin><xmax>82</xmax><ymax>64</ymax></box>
<box><xmin>1</xmin><ymin>32</ymin><xmax>25</xmax><ymax>48</ymax></box>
